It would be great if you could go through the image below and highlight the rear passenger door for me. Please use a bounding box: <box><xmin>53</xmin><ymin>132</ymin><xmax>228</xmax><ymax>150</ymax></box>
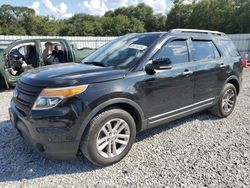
<box><xmin>191</xmin><ymin>40</ymin><xmax>226</xmax><ymax>103</ymax></box>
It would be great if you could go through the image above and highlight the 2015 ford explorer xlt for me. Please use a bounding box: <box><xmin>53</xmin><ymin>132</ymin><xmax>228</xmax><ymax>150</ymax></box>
<box><xmin>9</xmin><ymin>29</ymin><xmax>243</xmax><ymax>166</ymax></box>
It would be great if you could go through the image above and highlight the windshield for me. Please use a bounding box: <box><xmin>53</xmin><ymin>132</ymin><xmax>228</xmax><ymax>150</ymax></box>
<box><xmin>82</xmin><ymin>34</ymin><xmax>158</xmax><ymax>69</ymax></box>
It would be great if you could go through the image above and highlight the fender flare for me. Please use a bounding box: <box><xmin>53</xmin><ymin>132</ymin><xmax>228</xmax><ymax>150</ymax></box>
<box><xmin>76</xmin><ymin>98</ymin><xmax>145</xmax><ymax>141</ymax></box>
<box><xmin>224</xmin><ymin>75</ymin><xmax>241</xmax><ymax>94</ymax></box>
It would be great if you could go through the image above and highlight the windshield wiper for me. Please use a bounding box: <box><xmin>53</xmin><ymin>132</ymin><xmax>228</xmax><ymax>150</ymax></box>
<box><xmin>84</xmin><ymin>61</ymin><xmax>106</xmax><ymax>67</ymax></box>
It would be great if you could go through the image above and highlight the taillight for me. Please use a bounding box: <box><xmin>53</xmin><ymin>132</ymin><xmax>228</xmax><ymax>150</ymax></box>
<box><xmin>240</xmin><ymin>58</ymin><xmax>248</xmax><ymax>68</ymax></box>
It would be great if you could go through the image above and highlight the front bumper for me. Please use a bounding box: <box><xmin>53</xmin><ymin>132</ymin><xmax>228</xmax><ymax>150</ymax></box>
<box><xmin>9</xmin><ymin>101</ymin><xmax>80</xmax><ymax>160</ymax></box>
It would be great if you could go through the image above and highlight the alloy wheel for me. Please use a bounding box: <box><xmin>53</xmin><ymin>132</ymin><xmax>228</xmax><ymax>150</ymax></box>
<box><xmin>222</xmin><ymin>88</ymin><xmax>235</xmax><ymax>113</ymax></box>
<box><xmin>96</xmin><ymin>118</ymin><xmax>130</xmax><ymax>158</ymax></box>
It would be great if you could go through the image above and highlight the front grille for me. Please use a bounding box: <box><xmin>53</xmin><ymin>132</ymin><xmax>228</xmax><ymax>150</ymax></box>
<box><xmin>14</xmin><ymin>80</ymin><xmax>44</xmax><ymax>115</ymax></box>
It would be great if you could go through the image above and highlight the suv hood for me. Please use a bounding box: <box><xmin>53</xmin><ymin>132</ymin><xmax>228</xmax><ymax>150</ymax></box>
<box><xmin>20</xmin><ymin>63</ymin><xmax>127</xmax><ymax>87</ymax></box>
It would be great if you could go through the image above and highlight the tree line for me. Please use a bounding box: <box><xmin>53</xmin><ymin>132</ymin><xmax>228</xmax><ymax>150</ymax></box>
<box><xmin>0</xmin><ymin>0</ymin><xmax>249</xmax><ymax>36</ymax></box>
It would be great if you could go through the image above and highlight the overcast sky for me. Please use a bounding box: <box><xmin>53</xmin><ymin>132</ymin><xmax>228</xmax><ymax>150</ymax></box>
<box><xmin>0</xmin><ymin>0</ymin><xmax>192</xmax><ymax>19</ymax></box>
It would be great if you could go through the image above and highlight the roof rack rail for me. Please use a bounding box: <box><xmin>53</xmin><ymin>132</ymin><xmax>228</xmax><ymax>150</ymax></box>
<box><xmin>170</xmin><ymin>29</ymin><xmax>226</xmax><ymax>36</ymax></box>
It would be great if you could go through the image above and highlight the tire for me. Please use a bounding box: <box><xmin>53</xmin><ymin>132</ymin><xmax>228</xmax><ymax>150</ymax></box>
<box><xmin>209</xmin><ymin>83</ymin><xmax>237</xmax><ymax>118</ymax></box>
<box><xmin>80</xmin><ymin>108</ymin><xmax>136</xmax><ymax>167</ymax></box>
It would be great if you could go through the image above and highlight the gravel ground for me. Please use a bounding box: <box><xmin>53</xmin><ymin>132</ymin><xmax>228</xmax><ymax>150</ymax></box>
<box><xmin>0</xmin><ymin>70</ymin><xmax>250</xmax><ymax>188</ymax></box>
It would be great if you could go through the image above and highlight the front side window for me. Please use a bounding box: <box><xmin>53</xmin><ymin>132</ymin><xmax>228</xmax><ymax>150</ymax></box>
<box><xmin>191</xmin><ymin>41</ymin><xmax>218</xmax><ymax>61</ymax></box>
<box><xmin>41</xmin><ymin>41</ymin><xmax>67</xmax><ymax>65</ymax></box>
<box><xmin>154</xmin><ymin>40</ymin><xmax>189</xmax><ymax>64</ymax></box>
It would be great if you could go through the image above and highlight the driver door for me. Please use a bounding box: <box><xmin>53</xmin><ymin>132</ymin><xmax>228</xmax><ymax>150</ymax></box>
<box><xmin>142</xmin><ymin>39</ymin><xmax>196</xmax><ymax>127</ymax></box>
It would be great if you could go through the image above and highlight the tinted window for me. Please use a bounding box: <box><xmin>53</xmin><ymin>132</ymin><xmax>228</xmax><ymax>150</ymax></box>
<box><xmin>221</xmin><ymin>40</ymin><xmax>240</xmax><ymax>57</ymax></box>
<box><xmin>154</xmin><ymin>40</ymin><xmax>189</xmax><ymax>64</ymax></box>
<box><xmin>191</xmin><ymin>41</ymin><xmax>219</xmax><ymax>61</ymax></box>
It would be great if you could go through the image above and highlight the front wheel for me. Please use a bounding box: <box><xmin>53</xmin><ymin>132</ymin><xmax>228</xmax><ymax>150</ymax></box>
<box><xmin>80</xmin><ymin>108</ymin><xmax>136</xmax><ymax>166</ymax></box>
<box><xmin>209</xmin><ymin>83</ymin><xmax>237</xmax><ymax>118</ymax></box>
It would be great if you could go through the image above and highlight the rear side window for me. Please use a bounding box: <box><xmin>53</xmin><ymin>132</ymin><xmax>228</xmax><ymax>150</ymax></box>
<box><xmin>154</xmin><ymin>40</ymin><xmax>189</xmax><ymax>64</ymax></box>
<box><xmin>191</xmin><ymin>41</ymin><xmax>220</xmax><ymax>61</ymax></box>
<box><xmin>221</xmin><ymin>40</ymin><xmax>240</xmax><ymax>57</ymax></box>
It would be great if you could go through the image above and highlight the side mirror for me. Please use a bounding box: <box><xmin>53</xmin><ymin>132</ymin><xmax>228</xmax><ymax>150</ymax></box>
<box><xmin>145</xmin><ymin>58</ymin><xmax>172</xmax><ymax>71</ymax></box>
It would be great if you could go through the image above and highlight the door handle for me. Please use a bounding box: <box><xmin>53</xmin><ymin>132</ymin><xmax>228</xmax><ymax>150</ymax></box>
<box><xmin>220</xmin><ymin>63</ymin><xmax>226</xmax><ymax>68</ymax></box>
<box><xmin>183</xmin><ymin>70</ymin><xmax>193</xmax><ymax>76</ymax></box>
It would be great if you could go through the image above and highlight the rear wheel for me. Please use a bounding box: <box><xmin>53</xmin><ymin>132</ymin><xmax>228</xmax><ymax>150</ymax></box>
<box><xmin>80</xmin><ymin>108</ymin><xmax>136</xmax><ymax>166</ymax></box>
<box><xmin>209</xmin><ymin>83</ymin><xmax>237</xmax><ymax>117</ymax></box>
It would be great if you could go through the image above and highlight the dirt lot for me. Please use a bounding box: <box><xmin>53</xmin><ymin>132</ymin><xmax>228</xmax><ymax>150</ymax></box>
<box><xmin>0</xmin><ymin>70</ymin><xmax>249</xmax><ymax>188</ymax></box>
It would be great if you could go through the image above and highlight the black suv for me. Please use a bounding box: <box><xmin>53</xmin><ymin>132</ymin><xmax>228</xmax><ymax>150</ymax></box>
<box><xmin>9</xmin><ymin>29</ymin><xmax>243</xmax><ymax>166</ymax></box>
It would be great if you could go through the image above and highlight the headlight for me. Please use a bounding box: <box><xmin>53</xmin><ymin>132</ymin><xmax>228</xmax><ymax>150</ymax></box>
<box><xmin>32</xmin><ymin>85</ymin><xmax>88</xmax><ymax>110</ymax></box>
